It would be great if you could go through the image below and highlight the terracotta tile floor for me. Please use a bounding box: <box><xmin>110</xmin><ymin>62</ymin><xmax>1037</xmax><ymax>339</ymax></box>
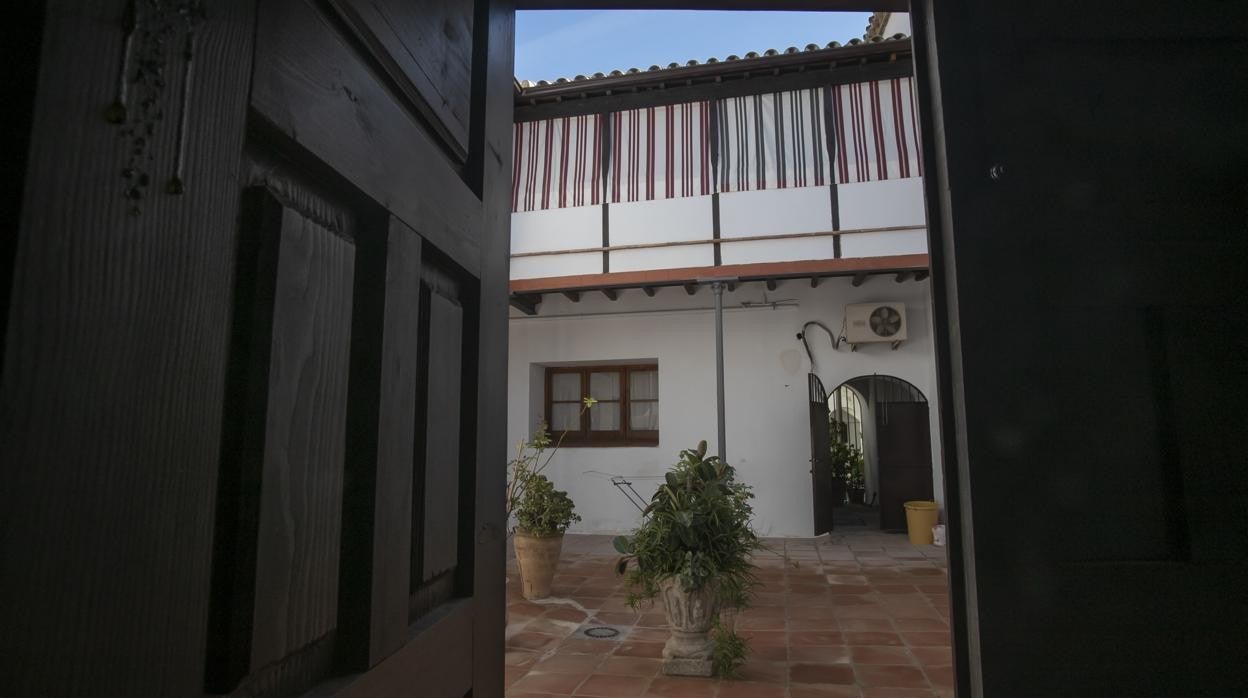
<box><xmin>506</xmin><ymin>532</ymin><xmax>953</xmax><ymax>697</ymax></box>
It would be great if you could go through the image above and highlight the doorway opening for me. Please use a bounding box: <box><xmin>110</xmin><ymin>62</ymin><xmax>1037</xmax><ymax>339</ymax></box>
<box><xmin>829</xmin><ymin>374</ymin><xmax>933</xmax><ymax>532</ymax></box>
<box><xmin>809</xmin><ymin>373</ymin><xmax>935</xmax><ymax>533</ymax></box>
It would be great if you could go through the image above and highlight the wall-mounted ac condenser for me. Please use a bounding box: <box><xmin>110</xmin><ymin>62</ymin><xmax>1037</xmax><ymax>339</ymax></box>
<box><xmin>844</xmin><ymin>302</ymin><xmax>908</xmax><ymax>344</ymax></box>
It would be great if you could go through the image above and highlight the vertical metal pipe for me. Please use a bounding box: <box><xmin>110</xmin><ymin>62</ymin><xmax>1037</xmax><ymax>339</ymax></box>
<box><xmin>712</xmin><ymin>281</ymin><xmax>727</xmax><ymax>462</ymax></box>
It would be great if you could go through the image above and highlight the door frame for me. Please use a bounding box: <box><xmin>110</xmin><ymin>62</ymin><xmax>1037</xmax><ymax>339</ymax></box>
<box><xmin>507</xmin><ymin>3</ymin><xmax>968</xmax><ymax>695</ymax></box>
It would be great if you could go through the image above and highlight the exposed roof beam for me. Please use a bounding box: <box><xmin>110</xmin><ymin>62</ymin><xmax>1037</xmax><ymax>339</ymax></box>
<box><xmin>851</xmin><ymin>272</ymin><xmax>869</xmax><ymax>287</ymax></box>
<box><xmin>642</xmin><ymin>286</ymin><xmax>657</xmax><ymax>297</ymax></box>
<box><xmin>684</xmin><ymin>283</ymin><xmax>699</xmax><ymax>296</ymax></box>
<box><xmin>509</xmin><ymin>255</ymin><xmax>929</xmax><ymax>295</ymax></box>
<box><xmin>562</xmin><ymin>290</ymin><xmax>581</xmax><ymax>302</ymax></box>
<box><xmin>510</xmin><ymin>294</ymin><xmax>541</xmax><ymax>316</ymax></box>
<box><xmin>766</xmin><ymin>279</ymin><xmax>778</xmax><ymax>291</ymax></box>
<box><xmin>914</xmin><ymin>270</ymin><xmax>930</xmax><ymax>281</ymax></box>
<box><xmin>601</xmin><ymin>288</ymin><xmax>618</xmax><ymax>301</ymax></box>
<box><xmin>895</xmin><ymin>271</ymin><xmax>912</xmax><ymax>283</ymax></box>
<box><xmin>726</xmin><ymin>281</ymin><xmax>737</xmax><ymax>292</ymax></box>
<box><xmin>810</xmin><ymin>276</ymin><xmax>821</xmax><ymax>288</ymax></box>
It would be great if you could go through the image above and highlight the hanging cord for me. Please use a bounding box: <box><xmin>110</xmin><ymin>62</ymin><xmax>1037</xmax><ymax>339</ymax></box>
<box><xmin>796</xmin><ymin>320</ymin><xmax>843</xmax><ymax>369</ymax></box>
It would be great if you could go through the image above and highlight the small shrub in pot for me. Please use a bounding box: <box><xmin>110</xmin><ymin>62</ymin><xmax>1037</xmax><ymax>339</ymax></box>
<box><xmin>614</xmin><ymin>441</ymin><xmax>759</xmax><ymax>677</ymax></box>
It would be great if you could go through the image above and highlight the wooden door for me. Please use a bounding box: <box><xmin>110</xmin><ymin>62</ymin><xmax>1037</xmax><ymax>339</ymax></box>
<box><xmin>809</xmin><ymin>374</ymin><xmax>837</xmax><ymax>534</ymax></box>
<box><xmin>875</xmin><ymin>402</ymin><xmax>934</xmax><ymax>532</ymax></box>
<box><xmin>1</xmin><ymin>0</ymin><xmax>513</xmax><ymax>695</ymax></box>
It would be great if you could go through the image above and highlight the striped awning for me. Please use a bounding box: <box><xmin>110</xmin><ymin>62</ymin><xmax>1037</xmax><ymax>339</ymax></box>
<box><xmin>510</xmin><ymin>76</ymin><xmax>923</xmax><ymax>212</ymax></box>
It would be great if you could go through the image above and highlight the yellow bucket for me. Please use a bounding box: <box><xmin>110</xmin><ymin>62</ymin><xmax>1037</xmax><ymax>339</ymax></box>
<box><xmin>903</xmin><ymin>500</ymin><xmax>939</xmax><ymax>545</ymax></box>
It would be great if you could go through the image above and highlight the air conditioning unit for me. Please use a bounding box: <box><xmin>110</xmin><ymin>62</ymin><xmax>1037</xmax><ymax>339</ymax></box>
<box><xmin>844</xmin><ymin>302</ymin><xmax>908</xmax><ymax>344</ymax></box>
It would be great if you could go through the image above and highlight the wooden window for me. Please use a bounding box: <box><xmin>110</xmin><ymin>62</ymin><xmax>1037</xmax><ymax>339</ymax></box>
<box><xmin>544</xmin><ymin>364</ymin><xmax>658</xmax><ymax>447</ymax></box>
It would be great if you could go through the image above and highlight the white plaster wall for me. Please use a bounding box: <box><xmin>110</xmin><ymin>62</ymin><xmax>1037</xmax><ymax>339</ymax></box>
<box><xmin>610</xmin><ymin>196</ymin><xmax>712</xmax><ymax>244</ymax></box>
<box><xmin>611</xmin><ymin>245</ymin><xmax>715</xmax><ymax>272</ymax></box>
<box><xmin>511</xmin><ymin>205</ymin><xmax>602</xmax><ymax>255</ymax></box>
<box><xmin>883</xmin><ymin>12</ymin><xmax>912</xmax><ymax>36</ymax></box>
<box><xmin>508</xmin><ymin>277</ymin><xmax>944</xmax><ymax>537</ymax></box>
<box><xmin>719</xmin><ymin>237</ymin><xmax>836</xmax><ymax>265</ymax></box>
<box><xmin>511</xmin><ymin>252</ymin><xmax>602</xmax><ymax>280</ymax></box>
<box><xmin>840</xmin><ymin>230</ymin><xmax>927</xmax><ymax>258</ymax></box>
<box><xmin>609</xmin><ymin>196</ymin><xmax>715</xmax><ymax>272</ymax></box>
<box><xmin>837</xmin><ymin>178</ymin><xmax>926</xmax><ymax>230</ymax></box>
<box><xmin>719</xmin><ymin>187</ymin><xmax>832</xmax><ymax>238</ymax></box>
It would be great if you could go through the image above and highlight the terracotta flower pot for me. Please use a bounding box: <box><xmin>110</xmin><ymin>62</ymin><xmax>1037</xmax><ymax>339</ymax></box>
<box><xmin>513</xmin><ymin>531</ymin><xmax>563</xmax><ymax>600</ymax></box>
<box><xmin>659</xmin><ymin>578</ymin><xmax>718</xmax><ymax>676</ymax></box>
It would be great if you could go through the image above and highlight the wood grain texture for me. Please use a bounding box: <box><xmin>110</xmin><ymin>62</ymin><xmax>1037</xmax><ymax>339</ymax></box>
<box><xmin>328</xmin><ymin>0</ymin><xmax>474</xmax><ymax>157</ymax></box>
<box><xmin>366</xmin><ymin>218</ymin><xmax>423</xmax><ymax>662</ymax></box>
<box><xmin>250</xmin><ymin>205</ymin><xmax>355</xmax><ymax>671</ymax></box>
<box><xmin>0</xmin><ymin>1</ymin><xmax>254</xmax><ymax>694</ymax></box>
<box><xmin>422</xmin><ymin>286</ymin><xmax>464</xmax><ymax>581</ymax></box>
<box><xmin>251</xmin><ymin>0</ymin><xmax>483</xmax><ymax>277</ymax></box>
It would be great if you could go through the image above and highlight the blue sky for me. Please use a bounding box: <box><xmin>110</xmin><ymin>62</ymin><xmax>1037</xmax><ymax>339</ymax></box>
<box><xmin>515</xmin><ymin>10</ymin><xmax>872</xmax><ymax>82</ymax></box>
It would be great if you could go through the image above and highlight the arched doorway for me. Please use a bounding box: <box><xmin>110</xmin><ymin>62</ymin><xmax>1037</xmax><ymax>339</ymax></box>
<box><xmin>811</xmin><ymin>374</ymin><xmax>934</xmax><ymax>532</ymax></box>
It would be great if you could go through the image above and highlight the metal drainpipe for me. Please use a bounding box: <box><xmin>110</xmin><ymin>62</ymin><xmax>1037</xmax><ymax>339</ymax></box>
<box><xmin>712</xmin><ymin>281</ymin><xmax>727</xmax><ymax>462</ymax></box>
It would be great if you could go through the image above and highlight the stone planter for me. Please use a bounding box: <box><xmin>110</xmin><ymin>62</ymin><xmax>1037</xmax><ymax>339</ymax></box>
<box><xmin>659</xmin><ymin>578</ymin><xmax>718</xmax><ymax>677</ymax></box>
<box><xmin>513</xmin><ymin>531</ymin><xmax>563</xmax><ymax>600</ymax></box>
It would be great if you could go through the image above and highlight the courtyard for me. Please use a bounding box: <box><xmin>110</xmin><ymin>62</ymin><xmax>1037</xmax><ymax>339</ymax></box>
<box><xmin>506</xmin><ymin>532</ymin><xmax>953</xmax><ymax>698</ymax></box>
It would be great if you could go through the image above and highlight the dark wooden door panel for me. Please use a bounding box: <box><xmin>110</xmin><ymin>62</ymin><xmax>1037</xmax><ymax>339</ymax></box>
<box><xmin>327</xmin><ymin>0</ymin><xmax>475</xmax><ymax>157</ymax></box>
<box><xmin>250</xmin><ymin>202</ymin><xmax>356</xmax><ymax>670</ymax></box>
<box><xmin>208</xmin><ymin>185</ymin><xmax>357</xmax><ymax>693</ymax></box>
<box><xmin>5</xmin><ymin>0</ymin><xmax>514</xmax><ymax>692</ymax></box>
<box><xmin>876</xmin><ymin>402</ymin><xmax>933</xmax><ymax>532</ymax></box>
<box><xmin>367</xmin><ymin>218</ymin><xmax>425</xmax><ymax>662</ymax></box>
<box><xmin>251</xmin><ymin>0</ymin><xmax>483</xmax><ymax>277</ymax></box>
<box><xmin>422</xmin><ymin>285</ymin><xmax>465</xmax><ymax>581</ymax></box>
<box><xmin>0</xmin><ymin>1</ymin><xmax>255</xmax><ymax>694</ymax></box>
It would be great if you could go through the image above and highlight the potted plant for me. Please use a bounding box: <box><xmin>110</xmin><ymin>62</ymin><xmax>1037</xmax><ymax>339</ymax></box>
<box><xmin>506</xmin><ymin>398</ymin><xmax>595</xmax><ymax>600</ymax></box>
<box><xmin>613</xmin><ymin>441</ymin><xmax>759</xmax><ymax>678</ymax></box>
<box><xmin>828</xmin><ymin>438</ymin><xmax>865</xmax><ymax>505</ymax></box>
<box><xmin>512</xmin><ymin>472</ymin><xmax>581</xmax><ymax>599</ymax></box>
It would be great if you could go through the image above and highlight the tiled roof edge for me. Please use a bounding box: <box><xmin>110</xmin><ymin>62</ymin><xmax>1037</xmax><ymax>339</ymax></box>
<box><xmin>515</xmin><ymin>33</ymin><xmax>911</xmax><ymax>92</ymax></box>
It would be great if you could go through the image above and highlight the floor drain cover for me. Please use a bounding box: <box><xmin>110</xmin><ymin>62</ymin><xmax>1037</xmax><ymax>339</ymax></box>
<box><xmin>584</xmin><ymin>626</ymin><xmax>620</xmax><ymax>639</ymax></box>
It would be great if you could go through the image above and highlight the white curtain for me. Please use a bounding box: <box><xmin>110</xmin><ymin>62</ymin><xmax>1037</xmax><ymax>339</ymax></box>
<box><xmin>629</xmin><ymin>370</ymin><xmax>659</xmax><ymax>430</ymax></box>
<box><xmin>589</xmin><ymin>371</ymin><xmax>621</xmax><ymax>430</ymax></box>
<box><xmin>550</xmin><ymin>373</ymin><xmax>581</xmax><ymax>430</ymax></box>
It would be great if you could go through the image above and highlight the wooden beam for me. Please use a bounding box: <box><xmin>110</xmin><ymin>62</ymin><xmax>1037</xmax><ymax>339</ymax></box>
<box><xmin>914</xmin><ymin>270</ymin><xmax>930</xmax><ymax>281</ymax></box>
<box><xmin>562</xmin><ymin>290</ymin><xmax>580</xmax><ymax>302</ymax></box>
<box><xmin>766</xmin><ymin>279</ymin><xmax>778</xmax><ymax>291</ymax></box>
<box><xmin>684</xmin><ymin>283</ymin><xmax>699</xmax><ymax>296</ymax></box>
<box><xmin>642</xmin><ymin>286</ymin><xmax>656</xmax><ymax>297</ymax></box>
<box><xmin>509</xmin><ymin>255</ymin><xmax>929</xmax><ymax>295</ymax></box>
<box><xmin>726</xmin><ymin>281</ymin><xmax>737</xmax><ymax>292</ymax></box>
<box><xmin>509</xmin><ymin>294</ymin><xmax>540</xmax><ymax>316</ymax></box>
<box><xmin>810</xmin><ymin>276</ymin><xmax>822</xmax><ymax>288</ymax></box>
<box><xmin>895</xmin><ymin>271</ymin><xmax>912</xmax><ymax>283</ymax></box>
<box><xmin>851</xmin><ymin>272</ymin><xmax>869</xmax><ymax>287</ymax></box>
<box><xmin>509</xmin><ymin>224</ymin><xmax>925</xmax><ymax>258</ymax></box>
<box><xmin>601</xmin><ymin>288</ymin><xmax>618</xmax><ymax>301</ymax></box>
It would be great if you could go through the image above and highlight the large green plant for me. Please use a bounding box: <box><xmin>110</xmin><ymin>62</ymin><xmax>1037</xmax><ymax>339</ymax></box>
<box><xmin>514</xmin><ymin>473</ymin><xmax>581</xmax><ymax>537</ymax></box>
<box><xmin>613</xmin><ymin>441</ymin><xmax>760</xmax><ymax>610</ymax></box>
<box><xmin>828</xmin><ymin>434</ymin><xmax>864</xmax><ymax>490</ymax></box>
